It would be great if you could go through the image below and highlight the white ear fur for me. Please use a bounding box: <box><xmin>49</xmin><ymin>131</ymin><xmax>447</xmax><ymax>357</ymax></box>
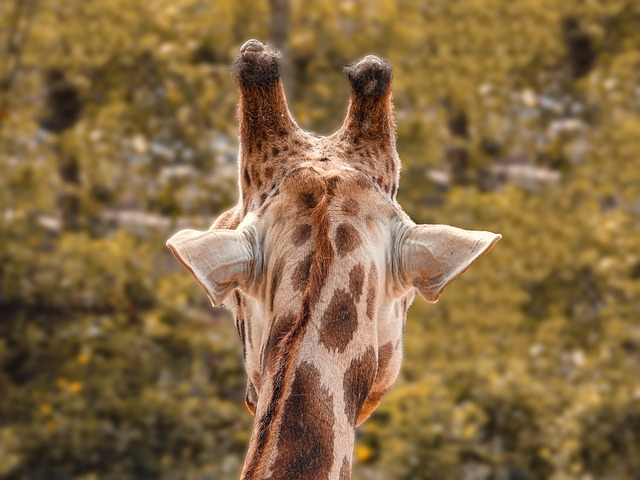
<box><xmin>166</xmin><ymin>228</ymin><xmax>257</xmax><ymax>306</ymax></box>
<box><xmin>400</xmin><ymin>225</ymin><xmax>501</xmax><ymax>303</ymax></box>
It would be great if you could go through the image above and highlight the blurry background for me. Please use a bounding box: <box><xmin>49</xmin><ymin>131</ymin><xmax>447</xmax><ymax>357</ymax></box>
<box><xmin>1</xmin><ymin>0</ymin><xmax>639</xmax><ymax>479</ymax></box>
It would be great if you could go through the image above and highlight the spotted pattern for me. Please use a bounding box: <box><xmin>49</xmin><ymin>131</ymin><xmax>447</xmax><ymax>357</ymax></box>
<box><xmin>291</xmin><ymin>253</ymin><xmax>313</xmax><ymax>292</ymax></box>
<box><xmin>292</xmin><ymin>223</ymin><xmax>312</xmax><ymax>247</ymax></box>
<box><xmin>319</xmin><ymin>289</ymin><xmax>358</xmax><ymax>353</ymax></box>
<box><xmin>377</xmin><ymin>342</ymin><xmax>394</xmax><ymax>380</ymax></box>
<box><xmin>348</xmin><ymin>264</ymin><xmax>365</xmax><ymax>303</ymax></box>
<box><xmin>343</xmin><ymin>347</ymin><xmax>377</xmax><ymax>426</ymax></box>
<box><xmin>217</xmin><ymin>43</ymin><xmax>409</xmax><ymax>480</ymax></box>
<box><xmin>335</xmin><ymin>223</ymin><xmax>362</xmax><ymax>257</ymax></box>
<box><xmin>264</xmin><ymin>313</ymin><xmax>296</xmax><ymax>372</ymax></box>
<box><xmin>268</xmin><ymin>362</ymin><xmax>335</xmax><ymax>479</ymax></box>
<box><xmin>341</xmin><ymin>197</ymin><xmax>360</xmax><ymax>216</ymax></box>
<box><xmin>300</xmin><ymin>192</ymin><xmax>318</xmax><ymax>209</ymax></box>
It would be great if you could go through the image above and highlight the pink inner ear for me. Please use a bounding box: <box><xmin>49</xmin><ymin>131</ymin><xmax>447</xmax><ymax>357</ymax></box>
<box><xmin>401</xmin><ymin>225</ymin><xmax>501</xmax><ymax>303</ymax></box>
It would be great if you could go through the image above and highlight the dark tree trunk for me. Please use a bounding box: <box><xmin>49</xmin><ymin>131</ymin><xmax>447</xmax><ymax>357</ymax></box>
<box><xmin>562</xmin><ymin>17</ymin><xmax>596</xmax><ymax>80</ymax></box>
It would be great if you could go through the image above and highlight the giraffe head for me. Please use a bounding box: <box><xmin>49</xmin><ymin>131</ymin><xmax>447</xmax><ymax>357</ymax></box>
<box><xmin>167</xmin><ymin>40</ymin><xmax>501</xmax><ymax>479</ymax></box>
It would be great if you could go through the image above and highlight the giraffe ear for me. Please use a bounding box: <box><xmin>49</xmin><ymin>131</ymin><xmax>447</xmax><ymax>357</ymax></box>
<box><xmin>166</xmin><ymin>228</ymin><xmax>258</xmax><ymax>307</ymax></box>
<box><xmin>400</xmin><ymin>225</ymin><xmax>501</xmax><ymax>303</ymax></box>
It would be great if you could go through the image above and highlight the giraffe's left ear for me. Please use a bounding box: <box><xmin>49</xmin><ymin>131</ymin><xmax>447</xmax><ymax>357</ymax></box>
<box><xmin>167</xmin><ymin>228</ymin><xmax>258</xmax><ymax>306</ymax></box>
<box><xmin>399</xmin><ymin>225</ymin><xmax>501</xmax><ymax>303</ymax></box>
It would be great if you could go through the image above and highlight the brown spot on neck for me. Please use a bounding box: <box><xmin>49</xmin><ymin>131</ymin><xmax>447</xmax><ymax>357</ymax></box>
<box><xmin>293</xmin><ymin>223</ymin><xmax>312</xmax><ymax>247</ymax></box>
<box><xmin>342</xmin><ymin>197</ymin><xmax>360</xmax><ymax>216</ymax></box>
<box><xmin>343</xmin><ymin>347</ymin><xmax>377</xmax><ymax>426</ymax></box>
<box><xmin>292</xmin><ymin>252</ymin><xmax>313</xmax><ymax>292</ymax></box>
<box><xmin>263</xmin><ymin>313</ymin><xmax>296</xmax><ymax>375</ymax></box>
<box><xmin>267</xmin><ymin>362</ymin><xmax>335</xmax><ymax>479</ymax></box>
<box><xmin>335</xmin><ymin>223</ymin><xmax>362</xmax><ymax>257</ymax></box>
<box><xmin>319</xmin><ymin>289</ymin><xmax>358</xmax><ymax>353</ymax></box>
<box><xmin>377</xmin><ymin>342</ymin><xmax>394</xmax><ymax>381</ymax></box>
<box><xmin>300</xmin><ymin>191</ymin><xmax>320</xmax><ymax>209</ymax></box>
<box><xmin>298</xmin><ymin>174</ymin><xmax>325</xmax><ymax>210</ymax></box>
<box><xmin>348</xmin><ymin>264</ymin><xmax>365</xmax><ymax>303</ymax></box>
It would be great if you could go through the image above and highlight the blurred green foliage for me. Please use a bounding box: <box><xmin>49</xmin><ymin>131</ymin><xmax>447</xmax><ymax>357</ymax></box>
<box><xmin>1</xmin><ymin>0</ymin><xmax>639</xmax><ymax>479</ymax></box>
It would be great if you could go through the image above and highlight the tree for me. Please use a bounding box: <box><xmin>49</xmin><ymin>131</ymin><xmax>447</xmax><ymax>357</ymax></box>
<box><xmin>1</xmin><ymin>0</ymin><xmax>639</xmax><ymax>478</ymax></box>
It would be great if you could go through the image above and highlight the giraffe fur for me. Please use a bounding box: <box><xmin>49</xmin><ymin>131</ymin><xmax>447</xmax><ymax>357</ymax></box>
<box><xmin>167</xmin><ymin>39</ymin><xmax>501</xmax><ymax>480</ymax></box>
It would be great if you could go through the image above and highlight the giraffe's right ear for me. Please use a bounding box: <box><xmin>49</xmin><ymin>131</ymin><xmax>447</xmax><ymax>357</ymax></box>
<box><xmin>166</xmin><ymin>228</ymin><xmax>258</xmax><ymax>307</ymax></box>
<box><xmin>399</xmin><ymin>224</ymin><xmax>501</xmax><ymax>303</ymax></box>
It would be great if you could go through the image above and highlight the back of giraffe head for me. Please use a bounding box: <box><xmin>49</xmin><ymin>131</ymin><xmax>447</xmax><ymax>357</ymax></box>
<box><xmin>167</xmin><ymin>39</ymin><xmax>501</xmax><ymax>437</ymax></box>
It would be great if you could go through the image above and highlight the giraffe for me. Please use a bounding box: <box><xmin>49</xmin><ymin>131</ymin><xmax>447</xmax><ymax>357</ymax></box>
<box><xmin>167</xmin><ymin>39</ymin><xmax>501</xmax><ymax>480</ymax></box>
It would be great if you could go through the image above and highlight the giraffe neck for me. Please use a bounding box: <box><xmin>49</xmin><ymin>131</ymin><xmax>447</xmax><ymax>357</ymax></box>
<box><xmin>239</xmin><ymin>258</ymin><xmax>376</xmax><ymax>480</ymax></box>
<box><xmin>240</xmin><ymin>174</ymin><xmax>369</xmax><ymax>480</ymax></box>
<box><xmin>240</xmin><ymin>341</ymin><xmax>356</xmax><ymax>480</ymax></box>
